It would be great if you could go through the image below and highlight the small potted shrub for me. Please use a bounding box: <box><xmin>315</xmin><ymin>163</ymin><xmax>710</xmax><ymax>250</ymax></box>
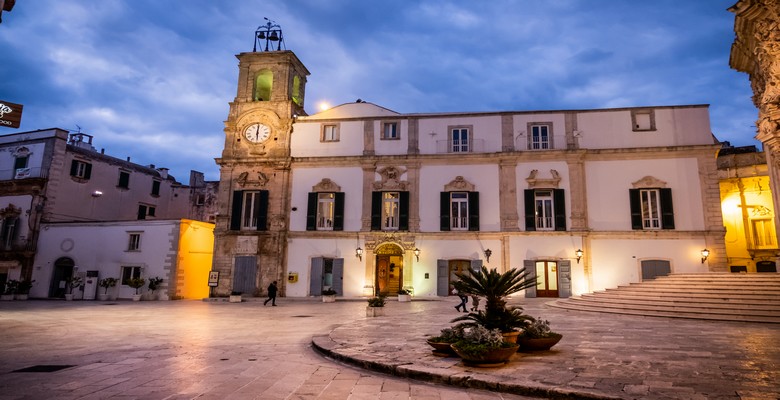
<box><xmin>1</xmin><ymin>280</ymin><xmax>18</xmax><ymax>300</ymax></box>
<box><xmin>426</xmin><ymin>326</ymin><xmax>462</xmax><ymax>356</ymax></box>
<box><xmin>518</xmin><ymin>317</ymin><xmax>563</xmax><ymax>351</ymax></box>
<box><xmin>229</xmin><ymin>290</ymin><xmax>242</xmax><ymax>303</ymax></box>
<box><xmin>64</xmin><ymin>276</ymin><xmax>83</xmax><ymax>301</ymax></box>
<box><xmin>15</xmin><ymin>279</ymin><xmax>34</xmax><ymax>300</ymax></box>
<box><xmin>450</xmin><ymin>324</ymin><xmax>519</xmax><ymax>367</ymax></box>
<box><xmin>321</xmin><ymin>288</ymin><xmax>337</xmax><ymax>303</ymax></box>
<box><xmin>397</xmin><ymin>288</ymin><xmax>412</xmax><ymax>302</ymax></box>
<box><xmin>98</xmin><ymin>278</ymin><xmax>117</xmax><ymax>301</ymax></box>
<box><xmin>147</xmin><ymin>277</ymin><xmax>164</xmax><ymax>300</ymax></box>
<box><xmin>127</xmin><ymin>277</ymin><xmax>145</xmax><ymax>301</ymax></box>
<box><xmin>366</xmin><ymin>295</ymin><xmax>386</xmax><ymax>317</ymax></box>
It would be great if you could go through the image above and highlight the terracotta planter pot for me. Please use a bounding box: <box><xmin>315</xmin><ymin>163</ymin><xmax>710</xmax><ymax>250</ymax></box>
<box><xmin>518</xmin><ymin>333</ymin><xmax>563</xmax><ymax>352</ymax></box>
<box><xmin>426</xmin><ymin>340</ymin><xmax>456</xmax><ymax>356</ymax></box>
<box><xmin>451</xmin><ymin>343</ymin><xmax>520</xmax><ymax>367</ymax></box>
<box><xmin>502</xmin><ymin>330</ymin><xmax>520</xmax><ymax>344</ymax></box>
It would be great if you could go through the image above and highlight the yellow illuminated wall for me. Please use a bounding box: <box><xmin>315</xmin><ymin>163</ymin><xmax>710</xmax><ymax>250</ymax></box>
<box><xmin>720</xmin><ymin>172</ymin><xmax>777</xmax><ymax>272</ymax></box>
<box><xmin>177</xmin><ymin>219</ymin><xmax>215</xmax><ymax>299</ymax></box>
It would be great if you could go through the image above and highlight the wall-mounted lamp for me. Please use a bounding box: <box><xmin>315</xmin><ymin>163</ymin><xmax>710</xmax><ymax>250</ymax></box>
<box><xmin>356</xmin><ymin>247</ymin><xmax>363</xmax><ymax>261</ymax></box>
<box><xmin>575</xmin><ymin>249</ymin><xmax>584</xmax><ymax>264</ymax></box>
<box><xmin>484</xmin><ymin>249</ymin><xmax>492</xmax><ymax>263</ymax></box>
<box><xmin>701</xmin><ymin>248</ymin><xmax>710</xmax><ymax>264</ymax></box>
<box><xmin>413</xmin><ymin>248</ymin><xmax>420</xmax><ymax>262</ymax></box>
<box><xmin>91</xmin><ymin>190</ymin><xmax>103</xmax><ymax>197</ymax></box>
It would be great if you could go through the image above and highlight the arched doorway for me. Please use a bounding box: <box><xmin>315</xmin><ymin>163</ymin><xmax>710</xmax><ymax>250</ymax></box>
<box><xmin>49</xmin><ymin>257</ymin><xmax>75</xmax><ymax>298</ymax></box>
<box><xmin>375</xmin><ymin>243</ymin><xmax>404</xmax><ymax>296</ymax></box>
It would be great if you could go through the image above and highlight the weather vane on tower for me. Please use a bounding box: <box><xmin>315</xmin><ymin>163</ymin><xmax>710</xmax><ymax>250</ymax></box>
<box><xmin>253</xmin><ymin>18</ymin><xmax>285</xmax><ymax>52</ymax></box>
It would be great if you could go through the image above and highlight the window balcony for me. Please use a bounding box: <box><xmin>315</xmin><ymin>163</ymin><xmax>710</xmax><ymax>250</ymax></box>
<box><xmin>0</xmin><ymin>167</ymin><xmax>48</xmax><ymax>181</ymax></box>
<box><xmin>435</xmin><ymin>139</ymin><xmax>485</xmax><ymax>154</ymax></box>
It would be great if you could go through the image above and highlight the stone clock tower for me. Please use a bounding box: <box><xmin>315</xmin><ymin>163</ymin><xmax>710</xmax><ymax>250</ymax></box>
<box><xmin>212</xmin><ymin>24</ymin><xmax>309</xmax><ymax>297</ymax></box>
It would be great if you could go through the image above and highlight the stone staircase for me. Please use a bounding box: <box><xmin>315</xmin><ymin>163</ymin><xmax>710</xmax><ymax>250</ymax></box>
<box><xmin>547</xmin><ymin>273</ymin><xmax>780</xmax><ymax>323</ymax></box>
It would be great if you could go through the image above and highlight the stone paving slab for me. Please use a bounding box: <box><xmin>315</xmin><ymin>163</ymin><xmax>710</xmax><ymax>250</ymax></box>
<box><xmin>312</xmin><ymin>298</ymin><xmax>780</xmax><ymax>400</ymax></box>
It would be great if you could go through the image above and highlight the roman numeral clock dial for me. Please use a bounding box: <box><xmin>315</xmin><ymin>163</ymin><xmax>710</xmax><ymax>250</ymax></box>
<box><xmin>244</xmin><ymin>123</ymin><xmax>271</xmax><ymax>143</ymax></box>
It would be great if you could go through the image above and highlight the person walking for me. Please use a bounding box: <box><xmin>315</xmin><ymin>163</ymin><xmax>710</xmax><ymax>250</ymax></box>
<box><xmin>264</xmin><ymin>281</ymin><xmax>278</xmax><ymax>306</ymax></box>
<box><xmin>452</xmin><ymin>287</ymin><xmax>468</xmax><ymax>312</ymax></box>
<box><xmin>470</xmin><ymin>294</ymin><xmax>480</xmax><ymax>311</ymax></box>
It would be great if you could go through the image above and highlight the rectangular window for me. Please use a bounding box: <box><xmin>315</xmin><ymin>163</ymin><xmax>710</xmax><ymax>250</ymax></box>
<box><xmin>14</xmin><ymin>156</ymin><xmax>28</xmax><ymax>170</ymax></box>
<box><xmin>230</xmin><ymin>190</ymin><xmax>268</xmax><ymax>231</ymax></box>
<box><xmin>382</xmin><ymin>192</ymin><xmax>400</xmax><ymax>230</ymax></box>
<box><xmin>151</xmin><ymin>180</ymin><xmax>161</xmax><ymax>196</ymax></box>
<box><xmin>196</xmin><ymin>194</ymin><xmax>205</xmax><ymax>205</ymax></box>
<box><xmin>322</xmin><ymin>124</ymin><xmax>339</xmax><ymax>142</ymax></box>
<box><xmin>137</xmin><ymin>204</ymin><xmax>156</xmax><ymax>220</ymax></box>
<box><xmin>451</xmin><ymin>128</ymin><xmax>469</xmax><ymax>152</ymax></box>
<box><xmin>530</xmin><ymin>125</ymin><xmax>550</xmax><ymax>150</ymax></box>
<box><xmin>317</xmin><ymin>193</ymin><xmax>335</xmax><ymax>230</ymax></box>
<box><xmin>381</xmin><ymin>122</ymin><xmax>399</xmax><ymax>140</ymax></box>
<box><xmin>535</xmin><ymin>190</ymin><xmax>554</xmax><ymax>230</ymax></box>
<box><xmin>118</xmin><ymin>171</ymin><xmax>130</xmax><ymax>189</ymax></box>
<box><xmin>640</xmin><ymin>189</ymin><xmax>661</xmax><ymax>229</ymax></box>
<box><xmin>242</xmin><ymin>191</ymin><xmax>263</xmax><ymax>229</ymax></box>
<box><xmin>631</xmin><ymin>109</ymin><xmax>656</xmax><ymax>131</ymax></box>
<box><xmin>128</xmin><ymin>233</ymin><xmax>141</xmax><ymax>251</ymax></box>
<box><xmin>121</xmin><ymin>266</ymin><xmax>142</xmax><ymax>286</ymax></box>
<box><xmin>70</xmin><ymin>160</ymin><xmax>92</xmax><ymax>179</ymax></box>
<box><xmin>450</xmin><ymin>192</ymin><xmax>469</xmax><ymax>230</ymax></box>
<box><xmin>752</xmin><ymin>218</ymin><xmax>776</xmax><ymax>249</ymax></box>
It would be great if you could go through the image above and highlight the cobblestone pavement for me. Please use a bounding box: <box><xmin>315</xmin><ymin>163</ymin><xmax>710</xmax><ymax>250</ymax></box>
<box><xmin>0</xmin><ymin>298</ymin><xmax>536</xmax><ymax>400</ymax></box>
<box><xmin>313</xmin><ymin>297</ymin><xmax>780</xmax><ymax>400</ymax></box>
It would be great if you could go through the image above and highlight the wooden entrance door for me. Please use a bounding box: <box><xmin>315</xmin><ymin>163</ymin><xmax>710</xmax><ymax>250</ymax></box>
<box><xmin>376</xmin><ymin>254</ymin><xmax>403</xmax><ymax>296</ymax></box>
<box><xmin>535</xmin><ymin>261</ymin><xmax>558</xmax><ymax>297</ymax></box>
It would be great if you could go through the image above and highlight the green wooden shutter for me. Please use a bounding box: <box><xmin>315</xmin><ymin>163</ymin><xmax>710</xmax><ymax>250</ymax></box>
<box><xmin>69</xmin><ymin>160</ymin><xmax>78</xmax><ymax>176</ymax></box>
<box><xmin>399</xmin><ymin>191</ymin><xmax>409</xmax><ymax>230</ymax></box>
<box><xmin>524</xmin><ymin>189</ymin><xmax>536</xmax><ymax>231</ymax></box>
<box><xmin>333</xmin><ymin>192</ymin><xmax>345</xmax><ymax>231</ymax></box>
<box><xmin>660</xmin><ymin>188</ymin><xmax>675</xmax><ymax>230</ymax></box>
<box><xmin>257</xmin><ymin>190</ymin><xmax>269</xmax><ymax>231</ymax></box>
<box><xmin>306</xmin><ymin>192</ymin><xmax>317</xmax><ymax>231</ymax></box>
<box><xmin>468</xmin><ymin>191</ymin><xmax>480</xmax><ymax>231</ymax></box>
<box><xmin>553</xmin><ymin>189</ymin><xmax>566</xmax><ymax>231</ymax></box>
<box><xmin>440</xmin><ymin>192</ymin><xmax>451</xmax><ymax>231</ymax></box>
<box><xmin>230</xmin><ymin>191</ymin><xmax>243</xmax><ymax>230</ymax></box>
<box><xmin>629</xmin><ymin>189</ymin><xmax>642</xmax><ymax>230</ymax></box>
<box><xmin>370</xmin><ymin>192</ymin><xmax>382</xmax><ymax>230</ymax></box>
<box><xmin>83</xmin><ymin>163</ymin><xmax>92</xmax><ymax>179</ymax></box>
<box><xmin>437</xmin><ymin>260</ymin><xmax>449</xmax><ymax>296</ymax></box>
<box><xmin>151</xmin><ymin>180</ymin><xmax>161</xmax><ymax>196</ymax></box>
<box><xmin>524</xmin><ymin>260</ymin><xmax>537</xmax><ymax>298</ymax></box>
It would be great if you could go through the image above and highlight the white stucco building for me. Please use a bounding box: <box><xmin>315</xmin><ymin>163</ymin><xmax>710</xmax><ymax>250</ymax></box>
<box><xmin>211</xmin><ymin>49</ymin><xmax>725</xmax><ymax>300</ymax></box>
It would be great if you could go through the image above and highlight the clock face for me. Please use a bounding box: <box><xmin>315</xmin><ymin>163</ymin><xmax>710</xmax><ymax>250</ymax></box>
<box><xmin>244</xmin><ymin>123</ymin><xmax>271</xmax><ymax>143</ymax></box>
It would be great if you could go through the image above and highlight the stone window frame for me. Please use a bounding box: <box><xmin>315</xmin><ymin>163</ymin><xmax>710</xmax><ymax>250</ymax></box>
<box><xmin>631</xmin><ymin>109</ymin><xmax>656</xmax><ymax>132</ymax></box>
<box><xmin>527</xmin><ymin>122</ymin><xmax>554</xmax><ymax>150</ymax></box>
<box><xmin>321</xmin><ymin>123</ymin><xmax>340</xmax><ymax>142</ymax></box>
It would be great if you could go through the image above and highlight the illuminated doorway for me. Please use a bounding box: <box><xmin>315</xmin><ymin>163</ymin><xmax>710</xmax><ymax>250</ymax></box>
<box><xmin>535</xmin><ymin>260</ymin><xmax>558</xmax><ymax>297</ymax></box>
<box><xmin>375</xmin><ymin>243</ymin><xmax>403</xmax><ymax>296</ymax></box>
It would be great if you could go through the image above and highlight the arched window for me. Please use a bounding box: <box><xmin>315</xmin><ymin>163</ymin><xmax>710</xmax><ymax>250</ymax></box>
<box><xmin>254</xmin><ymin>70</ymin><xmax>273</xmax><ymax>101</ymax></box>
<box><xmin>292</xmin><ymin>75</ymin><xmax>302</xmax><ymax>105</ymax></box>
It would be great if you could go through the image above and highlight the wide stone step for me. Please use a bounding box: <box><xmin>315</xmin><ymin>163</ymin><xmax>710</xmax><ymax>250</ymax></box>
<box><xmin>579</xmin><ymin>293</ymin><xmax>780</xmax><ymax>309</ymax></box>
<box><xmin>549</xmin><ymin>274</ymin><xmax>780</xmax><ymax>323</ymax></box>
<box><xmin>547</xmin><ymin>300</ymin><xmax>780</xmax><ymax>324</ymax></box>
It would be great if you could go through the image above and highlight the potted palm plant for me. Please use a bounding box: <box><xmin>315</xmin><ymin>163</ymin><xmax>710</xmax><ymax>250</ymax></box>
<box><xmin>127</xmin><ymin>277</ymin><xmax>145</xmax><ymax>301</ymax></box>
<box><xmin>451</xmin><ymin>266</ymin><xmax>536</xmax><ymax>344</ymax></box>
<box><xmin>98</xmin><ymin>277</ymin><xmax>117</xmax><ymax>301</ymax></box>
<box><xmin>64</xmin><ymin>276</ymin><xmax>83</xmax><ymax>301</ymax></box>
<box><xmin>366</xmin><ymin>295</ymin><xmax>386</xmax><ymax>317</ymax></box>
<box><xmin>426</xmin><ymin>326</ymin><xmax>462</xmax><ymax>356</ymax></box>
<box><xmin>321</xmin><ymin>288</ymin><xmax>337</xmax><ymax>303</ymax></box>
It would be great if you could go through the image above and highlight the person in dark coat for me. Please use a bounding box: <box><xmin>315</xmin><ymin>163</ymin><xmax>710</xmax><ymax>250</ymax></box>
<box><xmin>264</xmin><ymin>281</ymin><xmax>278</xmax><ymax>306</ymax></box>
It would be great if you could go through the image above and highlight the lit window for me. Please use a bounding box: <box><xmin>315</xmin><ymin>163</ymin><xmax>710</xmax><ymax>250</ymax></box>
<box><xmin>383</xmin><ymin>192</ymin><xmax>400</xmax><ymax>230</ymax></box>
<box><xmin>752</xmin><ymin>218</ymin><xmax>776</xmax><ymax>249</ymax></box>
<box><xmin>640</xmin><ymin>189</ymin><xmax>661</xmax><ymax>229</ymax></box>
<box><xmin>317</xmin><ymin>193</ymin><xmax>335</xmax><ymax>230</ymax></box>
<box><xmin>450</xmin><ymin>192</ymin><xmax>469</xmax><ymax>230</ymax></box>
<box><xmin>535</xmin><ymin>190</ymin><xmax>554</xmax><ymax>230</ymax></box>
